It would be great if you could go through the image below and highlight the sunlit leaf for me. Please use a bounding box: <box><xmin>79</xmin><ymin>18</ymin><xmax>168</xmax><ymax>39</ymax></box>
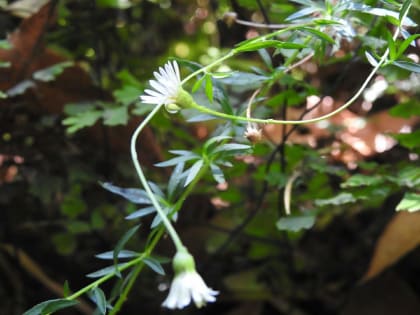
<box><xmin>341</xmin><ymin>174</ymin><xmax>384</xmax><ymax>188</ymax></box>
<box><xmin>0</xmin><ymin>39</ymin><xmax>12</xmax><ymax>49</ymax></box>
<box><xmin>391</xmin><ymin>129</ymin><xmax>420</xmax><ymax>149</ymax></box>
<box><xmin>396</xmin><ymin>193</ymin><xmax>420</xmax><ymax>212</ymax></box>
<box><xmin>365</xmin><ymin>51</ymin><xmax>379</xmax><ymax>67</ymax></box>
<box><xmin>315</xmin><ymin>192</ymin><xmax>356</xmax><ymax>206</ymax></box>
<box><xmin>389</xmin><ymin>101</ymin><xmax>420</xmax><ymax>118</ymax></box>
<box><xmin>205</xmin><ymin>74</ymin><xmax>214</xmax><ymax>103</ymax></box>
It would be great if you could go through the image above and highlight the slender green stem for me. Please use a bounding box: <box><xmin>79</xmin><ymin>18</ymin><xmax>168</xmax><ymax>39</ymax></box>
<box><xmin>66</xmin><ymin>228</ymin><xmax>164</xmax><ymax>302</ymax></box>
<box><xmin>181</xmin><ymin>23</ymin><xmax>312</xmax><ymax>86</ymax></box>
<box><xmin>186</xmin><ymin>22</ymin><xmax>400</xmax><ymax>126</ymax></box>
<box><xmin>109</xmin><ymin>228</ymin><xmax>165</xmax><ymax>315</ymax></box>
<box><xmin>130</xmin><ymin>104</ymin><xmax>185</xmax><ymax>252</ymax></box>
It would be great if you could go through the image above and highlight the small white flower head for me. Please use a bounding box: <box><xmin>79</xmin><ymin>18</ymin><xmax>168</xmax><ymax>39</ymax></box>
<box><xmin>244</xmin><ymin>124</ymin><xmax>262</xmax><ymax>143</ymax></box>
<box><xmin>162</xmin><ymin>249</ymin><xmax>219</xmax><ymax>309</ymax></box>
<box><xmin>140</xmin><ymin>61</ymin><xmax>183</xmax><ymax>113</ymax></box>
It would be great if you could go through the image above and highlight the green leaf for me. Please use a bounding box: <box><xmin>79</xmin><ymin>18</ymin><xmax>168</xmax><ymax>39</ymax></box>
<box><xmin>399</xmin><ymin>0</ymin><xmax>412</xmax><ymax>22</ymax></box>
<box><xmin>63</xmin><ymin>281</ymin><xmax>71</xmax><ymax>297</ymax></box>
<box><xmin>392</xmin><ymin>61</ymin><xmax>420</xmax><ymax>73</ymax></box>
<box><xmin>210</xmin><ymin>163</ymin><xmax>226</xmax><ymax>184</ymax></box>
<box><xmin>205</xmin><ymin>74</ymin><xmax>214</xmax><ymax>103</ymax></box>
<box><xmin>396</xmin><ymin>34</ymin><xmax>420</xmax><ymax>59</ymax></box>
<box><xmin>154</xmin><ymin>154</ymin><xmax>199</xmax><ymax>167</ymax></box>
<box><xmin>212</xmin><ymin>143</ymin><xmax>251</xmax><ymax>154</ymax></box>
<box><xmin>86</xmin><ymin>263</ymin><xmax>125</xmax><ymax>278</ymax></box>
<box><xmin>386</xmin><ymin>30</ymin><xmax>396</xmax><ymax>61</ymax></box>
<box><xmin>101</xmin><ymin>182</ymin><xmax>151</xmax><ymax>204</ymax></box>
<box><xmin>276</xmin><ymin>215</ymin><xmax>316</xmax><ymax>232</ymax></box>
<box><xmin>341</xmin><ymin>174</ymin><xmax>384</xmax><ymax>188</ymax></box>
<box><xmin>0</xmin><ymin>61</ymin><xmax>11</xmax><ymax>68</ymax></box>
<box><xmin>315</xmin><ymin>192</ymin><xmax>356</xmax><ymax>206</ymax></box>
<box><xmin>96</xmin><ymin>0</ymin><xmax>131</xmax><ymax>9</ymax></box>
<box><xmin>286</xmin><ymin>6</ymin><xmax>320</xmax><ymax>21</ymax></box>
<box><xmin>33</xmin><ymin>61</ymin><xmax>74</xmax><ymax>82</ymax></box>
<box><xmin>91</xmin><ymin>287</ymin><xmax>107</xmax><ymax>315</ymax></box>
<box><xmin>125</xmin><ymin>206</ymin><xmax>156</xmax><ymax>220</ymax></box>
<box><xmin>103</xmin><ymin>106</ymin><xmax>128</xmax><ymax>126</ymax></box>
<box><xmin>96</xmin><ymin>250</ymin><xmax>139</xmax><ymax>260</ymax></box>
<box><xmin>365</xmin><ymin>51</ymin><xmax>379</xmax><ymax>67</ymax></box>
<box><xmin>167</xmin><ymin>162</ymin><xmax>186</xmax><ymax>199</ymax></box>
<box><xmin>346</xmin><ymin>3</ymin><xmax>416</xmax><ymax>27</ymax></box>
<box><xmin>113</xmin><ymin>225</ymin><xmax>140</xmax><ymax>276</ymax></box>
<box><xmin>113</xmin><ymin>85</ymin><xmax>142</xmax><ymax>105</ymax></box>
<box><xmin>62</xmin><ymin>110</ymin><xmax>102</xmax><ymax>133</ymax></box>
<box><xmin>23</xmin><ymin>299</ymin><xmax>78</xmax><ymax>315</ymax></box>
<box><xmin>117</xmin><ymin>69</ymin><xmax>142</xmax><ymax>87</ymax></box>
<box><xmin>0</xmin><ymin>39</ymin><xmax>12</xmax><ymax>49</ymax></box>
<box><xmin>396</xmin><ymin>193</ymin><xmax>420</xmax><ymax>212</ymax></box>
<box><xmin>192</xmin><ymin>75</ymin><xmax>206</xmax><ymax>93</ymax></box>
<box><xmin>185</xmin><ymin>159</ymin><xmax>204</xmax><ymax>186</ymax></box>
<box><xmin>235</xmin><ymin>40</ymin><xmax>306</xmax><ymax>53</ymax></box>
<box><xmin>391</xmin><ymin>129</ymin><xmax>420</xmax><ymax>149</ymax></box>
<box><xmin>143</xmin><ymin>257</ymin><xmax>165</xmax><ymax>275</ymax></box>
<box><xmin>298</xmin><ymin>27</ymin><xmax>335</xmax><ymax>44</ymax></box>
<box><xmin>389</xmin><ymin>101</ymin><xmax>420</xmax><ymax>118</ymax></box>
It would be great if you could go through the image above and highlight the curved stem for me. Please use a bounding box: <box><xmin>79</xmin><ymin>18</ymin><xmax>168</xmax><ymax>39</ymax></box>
<box><xmin>187</xmin><ymin>33</ymin><xmax>394</xmax><ymax>126</ymax></box>
<box><xmin>130</xmin><ymin>104</ymin><xmax>185</xmax><ymax>252</ymax></box>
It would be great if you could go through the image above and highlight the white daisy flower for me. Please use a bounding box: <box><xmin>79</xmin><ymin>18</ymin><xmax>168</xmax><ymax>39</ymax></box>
<box><xmin>162</xmin><ymin>250</ymin><xmax>218</xmax><ymax>309</ymax></box>
<box><xmin>140</xmin><ymin>61</ymin><xmax>182</xmax><ymax>112</ymax></box>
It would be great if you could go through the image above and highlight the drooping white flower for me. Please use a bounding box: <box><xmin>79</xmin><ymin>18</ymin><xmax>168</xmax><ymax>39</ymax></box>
<box><xmin>140</xmin><ymin>61</ymin><xmax>182</xmax><ymax>111</ymax></box>
<box><xmin>162</xmin><ymin>250</ymin><xmax>218</xmax><ymax>309</ymax></box>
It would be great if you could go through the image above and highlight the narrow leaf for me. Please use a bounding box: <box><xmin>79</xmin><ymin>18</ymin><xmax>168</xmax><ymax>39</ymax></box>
<box><xmin>125</xmin><ymin>206</ymin><xmax>156</xmax><ymax>220</ymax></box>
<box><xmin>210</xmin><ymin>163</ymin><xmax>226</xmax><ymax>184</ymax></box>
<box><xmin>205</xmin><ymin>74</ymin><xmax>214</xmax><ymax>103</ymax></box>
<box><xmin>392</xmin><ymin>60</ymin><xmax>420</xmax><ymax>73</ymax></box>
<box><xmin>96</xmin><ymin>250</ymin><xmax>139</xmax><ymax>260</ymax></box>
<box><xmin>185</xmin><ymin>160</ymin><xmax>204</xmax><ymax>186</ymax></box>
<box><xmin>101</xmin><ymin>182</ymin><xmax>151</xmax><ymax>204</ymax></box>
<box><xmin>23</xmin><ymin>299</ymin><xmax>78</xmax><ymax>315</ymax></box>
<box><xmin>365</xmin><ymin>51</ymin><xmax>378</xmax><ymax>67</ymax></box>
<box><xmin>299</xmin><ymin>27</ymin><xmax>336</xmax><ymax>44</ymax></box>
<box><xmin>86</xmin><ymin>264</ymin><xmax>125</xmax><ymax>278</ymax></box>
<box><xmin>113</xmin><ymin>224</ymin><xmax>140</xmax><ymax>276</ymax></box>
<box><xmin>92</xmin><ymin>287</ymin><xmax>107</xmax><ymax>315</ymax></box>
<box><xmin>154</xmin><ymin>155</ymin><xmax>198</xmax><ymax>167</ymax></box>
<box><xmin>143</xmin><ymin>257</ymin><xmax>165</xmax><ymax>275</ymax></box>
<box><xmin>212</xmin><ymin>143</ymin><xmax>251</xmax><ymax>154</ymax></box>
<box><xmin>192</xmin><ymin>75</ymin><xmax>206</xmax><ymax>93</ymax></box>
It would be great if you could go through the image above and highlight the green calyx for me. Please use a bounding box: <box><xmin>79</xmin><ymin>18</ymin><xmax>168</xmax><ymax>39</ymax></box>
<box><xmin>172</xmin><ymin>248</ymin><xmax>196</xmax><ymax>274</ymax></box>
<box><xmin>164</xmin><ymin>88</ymin><xmax>196</xmax><ymax>114</ymax></box>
